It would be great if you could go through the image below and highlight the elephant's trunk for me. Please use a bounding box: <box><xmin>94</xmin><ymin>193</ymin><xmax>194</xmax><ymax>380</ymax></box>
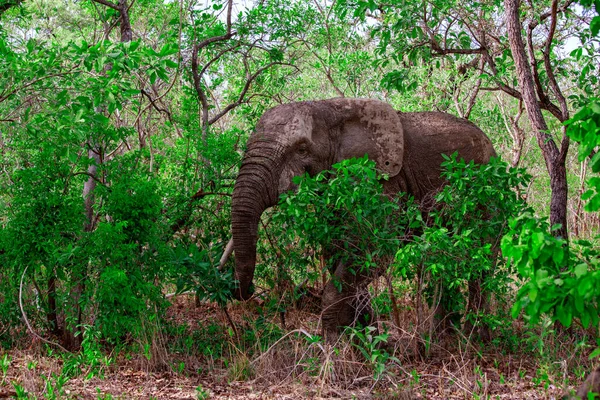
<box><xmin>231</xmin><ymin>141</ymin><xmax>283</xmax><ymax>300</ymax></box>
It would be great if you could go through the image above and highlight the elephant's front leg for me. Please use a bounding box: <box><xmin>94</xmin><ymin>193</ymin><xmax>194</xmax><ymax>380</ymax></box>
<box><xmin>321</xmin><ymin>260</ymin><xmax>373</xmax><ymax>342</ymax></box>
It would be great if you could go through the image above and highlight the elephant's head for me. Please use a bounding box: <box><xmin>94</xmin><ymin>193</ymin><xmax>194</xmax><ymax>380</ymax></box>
<box><xmin>231</xmin><ymin>98</ymin><xmax>404</xmax><ymax>300</ymax></box>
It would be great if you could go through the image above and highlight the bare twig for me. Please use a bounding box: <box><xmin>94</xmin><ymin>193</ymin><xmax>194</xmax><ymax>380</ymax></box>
<box><xmin>207</xmin><ymin>61</ymin><xmax>291</xmax><ymax>126</ymax></box>
<box><xmin>221</xmin><ymin>306</ymin><xmax>238</xmax><ymax>339</ymax></box>
<box><xmin>19</xmin><ymin>265</ymin><xmax>70</xmax><ymax>353</ymax></box>
<box><xmin>251</xmin><ymin>329</ymin><xmax>326</xmax><ymax>366</ymax></box>
<box><xmin>70</xmin><ymin>171</ymin><xmax>108</xmax><ymax>186</ymax></box>
<box><xmin>91</xmin><ymin>0</ymin><xmax>119</xmax><ymax>10</ymax></box>
<box><xmin>0</xmin><ymin>71</ymin><xmax>79</xmax><ymax>104</ymax></box>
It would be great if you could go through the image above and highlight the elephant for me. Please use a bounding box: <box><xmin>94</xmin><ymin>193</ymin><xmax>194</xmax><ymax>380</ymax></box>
<box><xmin>565</xmin><ymin>366</ymin><xmax>600</xmax><ymax>399</ymax></box>
<box><xmin>231</xmin><ymin>98</ymin><xmax>496</xmax><ymax>340</ymax></box>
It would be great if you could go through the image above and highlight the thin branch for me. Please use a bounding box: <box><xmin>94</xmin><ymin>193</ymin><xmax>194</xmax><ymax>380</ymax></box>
<box><xmin>191</xmin><ymin>190</ymin><xmax>232</xmax><ymax>199</ymax></box>
<box><xmin>431</xmin><ymin>45</ymin><xmax>488</xmax><ymax>56</ymax></box>
<box><xmin>526</xmin><ymin>21</ymin><xmax>551</xmax><ymax>114</ymax></box>
<box><xmin>251</xmin><ymin>329</ymin><xmax>326</xmax><ymax>366</ymax></box>
<box><xmin>191</xmin><ymin>44</ymin><xmax>211</xmax><ymax>139</ymax></box>
<box><xmin>191</xmin><ymin>0</ymin><xmax>234</xmax><ymax>144</ymax></box>
<box><xmin>199</xmin><ymin>43</ymin><xmax>242</xmax><ymax>78</ymax></box>
<box><xmin>309</xmin><ymin>0</ymin><xmax>345</xmax><ymax>96</ymax></box>
<box><xmin>543</xmin><ymin>0</ymin><xmax>569</xmax><ymax>122</ymax></box>
<box><xmin>19</xmin><ymin>266</ymin><xmax>70</xmax><ymax>353</ymax></box>
<box><xmin>219</xmin><ymin>238</ymin><xmax>234</xmax><ymax>271</ymax></box>
<box><xmin>303</xmin><ymin>39</ymin><xmax>345</xmax><ymax>97</ymax></box>
<box><xmin>527</xmin><ymin>0</ymin><xmax>575</xmax><ymax>31</ymax></box>
<box><xmin>208</xmin><ymin>61</ymin><xmax>291</xmax><ymax>126</ymax></box>
<box><xmin>221</xmin><ymin>306</ymin><xmax>238</xmax><ymax>339</ymax></box>
<box><xmin>140</xmin><ymin>89</ymin><xmax>170</xmax><ymax>115</ymax></box>
<box><xmin>91</xmin><ymin>0</ymin><xmax>120</xmax><ymax>11</ymax></box>
<box><xmin>71</xmin><ymin>171</ymin><xmax>108</xmax><ymax>186</ymax></box>
<box><xmin>463</xmin><ymin>69</ymin><xmax>482</xmax><ymax>120</ymax></box>
<box><xmin>0</xmin><ymin>71</ymin><xmax>79</xmax><ymax>104</ymax></box>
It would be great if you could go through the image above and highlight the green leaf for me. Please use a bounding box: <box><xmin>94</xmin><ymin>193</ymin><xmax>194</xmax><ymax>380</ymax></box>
<box><xmin>531</xmin><ymin>231</ymin><xmax>545</xmax><ymax>257</ymax></box>
<box><xmin>511</xmin><ymin>300</ymin><xmax>522</xmax><ymax>318</ymax></box>
<box><xmin>159</xmin><ymin>44</ymin><xmax>178</xmax><ymax>57</ymax></box>
<box><xmin>149</xmin><ymin>70</ymin><xmax>158</xmax><ymax>84</ymax></box>
<box><xmin>585</xmin><ymin>193</ymin><xmax>600</xmax><ymax>212</ymax></box>
<box><xmin>575</xmin><ymin>294</ymin><xmax>585</xmax><ymax>313</ymax></box>
<box><xmin>550</xmin><ymin>248</ymin><xmax>564</xmax><ymax>267</ymax></box>
<box><xmin>123</xmin><ymin>89</ymin><xmax>141</xmax><ymax>96</ymax></box>
<box><xmin>589</xmin><ymin>347</ymin><xmax>600</xmax><ymax>360</ymax></box>
<box><xmin>574</xmin><ymin>264</ymin><xmax>588</xmax><ymax>278</ymax></box>
<box><xmin>529</xmin><ymin>288</ymin><xmax>538</xmax><ymax>302</ymax></box>
<box><xmin>555</xmin><ymin>304</ymin><xmax>572</xmax><ymax>327</ymax></box>
<box><xmin>165</xmin><ymin>59</ymin><xmax>179</xmax><ymax>69</ymax></box>
<box><xmin>581</xmin><ymin>309</ymin><xmax>591</xmax><ymax>329</ymax></box>
<box><xmin>591</xmin><ymin>16</ymin><xmax>600</xmax><ymax>36</ymax></box>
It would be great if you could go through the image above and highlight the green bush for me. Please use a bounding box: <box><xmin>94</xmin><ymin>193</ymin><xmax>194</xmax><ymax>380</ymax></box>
<box><xmin>501</xmin><ymin>100</ymin><xmax>600</xmax><ymax>330</ymax></box>
<box><xmin>394</xmin><ymin>155</ymin><xmax>530</xmax><ymax>328</ymax></box>
<box><xmin>272</xmin><ymin>156</ymin><xmax>414</xmax><ymax>295</ymax></box>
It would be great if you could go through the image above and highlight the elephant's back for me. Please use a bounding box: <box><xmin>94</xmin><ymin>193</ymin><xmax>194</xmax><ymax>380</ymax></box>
<box><xmin>398</xmin><ymin>111</ymin><xmax>496</xmax><ymax>164</ymax></box>
<box><xmin>387</xmin><ymin>111</ymin><xmax>496</xmax><ymax>203</ymax></box>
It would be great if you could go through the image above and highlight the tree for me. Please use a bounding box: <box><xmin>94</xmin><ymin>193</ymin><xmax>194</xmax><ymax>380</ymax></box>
<box><xmin>505</xmin><ymin>0</ymin><xmax>570</xmax><ymax>239</ymax></box>
<box><xmin>340</xmin><ymin>0</ymin><xmax>597</xmax><ymax>239</ymax></box>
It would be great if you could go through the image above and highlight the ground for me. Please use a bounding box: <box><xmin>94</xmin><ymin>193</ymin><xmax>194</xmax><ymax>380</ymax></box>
<box><xmin>0</xmin><ymin>295</ymin><xmax>588</xmax><ymax>399</ymax></box>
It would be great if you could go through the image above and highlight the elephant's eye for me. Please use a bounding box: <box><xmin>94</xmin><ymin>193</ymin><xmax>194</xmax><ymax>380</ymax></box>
<box><xmin>297</xmin><ymin>144</ymin><xmax>308</xmax><ymax>156</ymax></box>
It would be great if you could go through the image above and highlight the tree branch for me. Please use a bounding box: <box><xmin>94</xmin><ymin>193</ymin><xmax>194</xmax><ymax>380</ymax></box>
<box><xmin>0</xmin><ymin>71</ymin><xmax>79</xmax><ymax>104</ymax></box>
<box><xmin>19</xmin><ymin>266</ymin><xmax>70</xmax><ymax>353</ymax></box>
<box><xmin>91</xmin><ymin>0</ymin><xmax>120</xmax><ymax>11</ymax></box>
<box><xmin>199</xmin><ymin>43</ymin><xmax>242</xmax><ymax>79</ymax></box>
<box><xmin>207</xmin><ymin>61</ymin><xmax>291</xmax><ymax>126</ymax></box>
<box><xmin>527</xmin><ymin>0</ymin><xmax>575</xmax><ymax>31</ymax></box>
<box><xmin>463</xmin><ymin>59</ymin><xmax>483</xmax><ymax>119</ymax></box>
<box><xmin>431</xmin><ymin>45</ymin><xmax>488</xmax><ymax>56</ymax></box>
<box><xmin>191</xmin><ymin>0</ymin><xmax>234</xmax><ymax>145</ymax></box>
<box><xmin>543</xmin><ymin>0</ymin><xmax>569</xmax><ymax>122</ymax></box>
<box><xmin>71</xmin><ymin>171</ymin><xmax>108</xmax><ymax>186</ymax></box>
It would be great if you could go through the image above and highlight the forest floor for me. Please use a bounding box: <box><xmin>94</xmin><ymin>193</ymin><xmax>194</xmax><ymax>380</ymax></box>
<box><xmin>0</xmin><ymin>294</ymin><xmax>588</xmax><ymax>399</ymax></box>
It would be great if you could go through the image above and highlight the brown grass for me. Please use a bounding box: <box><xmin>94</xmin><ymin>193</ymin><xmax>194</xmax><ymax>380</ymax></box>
<box><xmin>0</xmin><ymin>293</ymin><xmax>595</xmax><ymax>399</ymax></box>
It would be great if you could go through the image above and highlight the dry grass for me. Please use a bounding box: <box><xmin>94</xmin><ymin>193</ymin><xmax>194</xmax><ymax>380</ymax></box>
<box><xmin>0</xmin><ymin>293</ymin><xmax>595</xmax><ymax>399</ymax></box>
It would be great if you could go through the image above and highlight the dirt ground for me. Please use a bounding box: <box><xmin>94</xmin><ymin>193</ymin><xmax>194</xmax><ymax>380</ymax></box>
<box><xmin>0</xmin><ymin>295</ymin><xmax>586</xmax><ymax>399</ymax></box>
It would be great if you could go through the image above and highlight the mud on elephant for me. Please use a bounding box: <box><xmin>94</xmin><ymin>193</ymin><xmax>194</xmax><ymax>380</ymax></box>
<box><xmin>230</xmin><ymin>98</ymin><xmax>496</xmax><ymax>340</ymax></box>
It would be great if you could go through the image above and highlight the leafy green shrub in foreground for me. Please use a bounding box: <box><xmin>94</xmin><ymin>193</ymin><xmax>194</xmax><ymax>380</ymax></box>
<box><xmin>395</xmin><ymin>155</ymin><xmax>530</xmax><ymax>329</ymax></box>
<box><xmin>502</xmin><ymin>100</ymin><xmax>600</xmax><ymax>331</ymax></box>
<box><xmin>273</xmin><ymin>156</ymin><xmax>413</xmax><ymax>288</ymax></box>
<box><xmin>271</xmin><ymin>155</ymin><xmax>529</xmax><ymax>334</ymax></box>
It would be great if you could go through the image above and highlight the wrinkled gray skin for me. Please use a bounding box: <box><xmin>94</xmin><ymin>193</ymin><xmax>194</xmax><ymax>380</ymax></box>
<box><xmin>564</xmin><ymin>366</ymin><xmax>600</xmax><ymax>399</ymax></box>
<box><xmin>231</xmin><ymin>98</ymin><xmax>495</xmax><ymax>340</ymax></box>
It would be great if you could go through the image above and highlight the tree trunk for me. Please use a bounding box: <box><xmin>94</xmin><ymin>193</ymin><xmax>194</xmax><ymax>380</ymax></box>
<box><xmin>118</xmin><ymin>0</ymin><xmax>133</xmax><ymax>43</ymax></box>
<box><xmin>505</xmin><ymin>0</ymin><xmax>569</xmax><ymax>239</ymax></box>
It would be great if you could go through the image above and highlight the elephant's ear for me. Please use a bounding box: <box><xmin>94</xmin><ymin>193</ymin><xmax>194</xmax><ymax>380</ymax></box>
<box><xmin>330</xmin><ymin>98</ymin><xmax>404</xmax><ymax>177</ymax></box>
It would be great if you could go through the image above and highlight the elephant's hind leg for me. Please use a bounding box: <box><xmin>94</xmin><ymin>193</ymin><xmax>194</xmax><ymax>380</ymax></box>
<box><xmin>321</xmin><ymin>262</ymin><xmax>374</xmax><ymax>342</ymax></box>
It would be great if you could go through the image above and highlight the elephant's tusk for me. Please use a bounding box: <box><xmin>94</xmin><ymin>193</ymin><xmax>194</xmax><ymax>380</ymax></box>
<box><xmin>219</xmin><ymin>237</ymin><xmax>234</xmax><ymax>270</ymax></box>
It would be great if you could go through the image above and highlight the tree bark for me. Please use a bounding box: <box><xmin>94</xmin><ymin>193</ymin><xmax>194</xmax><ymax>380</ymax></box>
<box><xmin>118</xmin><ymin>0</ymin><xmax>133</xmax><ymax>42</ymax></box>
<box><xmin>92</xmin><ymin>0</ymin><xmax>133</xmax><ymax>42</ymax></box>
<box><xmin>504</xmin><ymin>0</ymin><xmax>569</xmax><ymax>239</ymax></box>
